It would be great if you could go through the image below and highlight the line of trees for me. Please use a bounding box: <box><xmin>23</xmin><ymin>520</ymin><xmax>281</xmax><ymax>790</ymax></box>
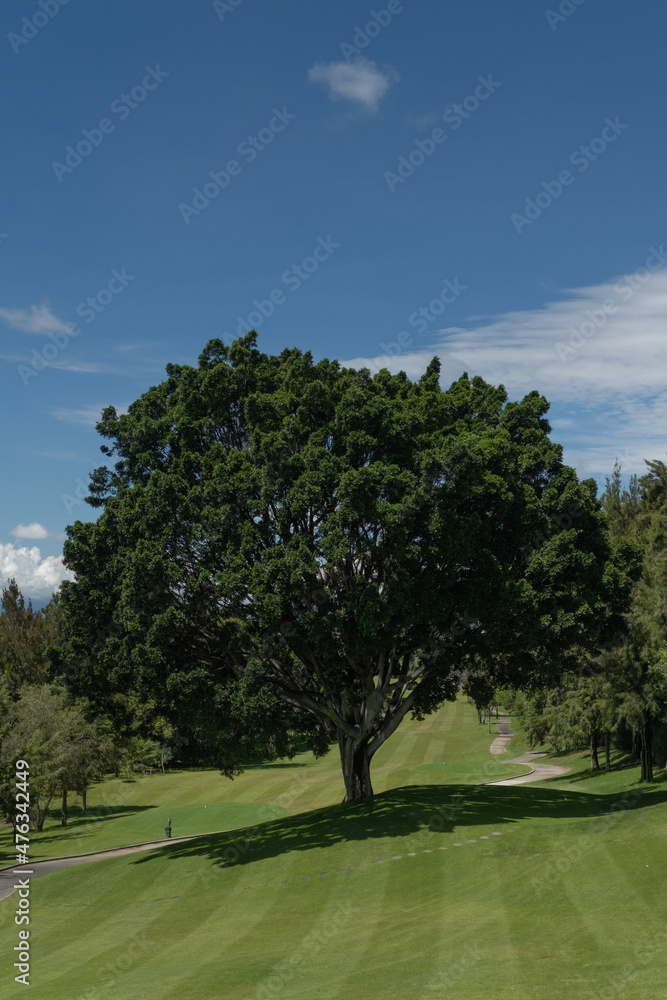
<box><xmin>0</xmin><ymin>580</ymin><xmax>177</xmax><ymax>831</ymax></box>
<box><xmin>497</xmin><ymin>460</ymin><xmax>667</xmax><ymax>780</ymax></box>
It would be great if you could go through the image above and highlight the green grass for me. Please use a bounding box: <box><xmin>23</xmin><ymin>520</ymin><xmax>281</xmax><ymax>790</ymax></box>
<box><xmin>0</xmin><ymin>700</ymin><xmax>529</xmax><ymax>864</ymax></box>
<box><xmin>1</xmin><ymin>699</ymin><xmax>666</xmax><ymax>999</ymax></box>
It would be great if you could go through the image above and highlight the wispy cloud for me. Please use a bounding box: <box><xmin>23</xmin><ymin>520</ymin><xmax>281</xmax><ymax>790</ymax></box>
<box><xmin>37</xmin><ymin>450</ymin><xmax>81</xmax><ymax>461</ymax></box>
<box><xmin>49</xmin><ymin>403</ymin><xmax>128</xmax><ymax>426</ymax></box>
<box><xmin>46</xmin><ymin>358</ymin><xmax>128</xmax><ymax>374</ymax></box>
<box><xmin>0</xmin><ymin>350</ymin><xmax>163</xmax><ymax>377</ymax></box>
<box><xmin>10</xmin><ymin>522</ymin><xmax>50</xmax><ymax>540</ymax></box>
<box><xmin>0</xmin><ymin>542</ymin><xmax>74</xmax><ymax>600</ymax></box>
<box><xmin>49</xmin><ymin>405</ymin><xmax>106</xmax><ymax>426</ymax></box>
<box><xmin>342</xmin><ymin>261</ymin><xmax>667</xmax><ymax>477</ymax></box>
<box><xmin>405</xmin><ymin>111</ymin><xmax>441</xmax><ymax>131</ymax></box>
<box><xmin>115</xmin><ymin>340</ymin><xmax>162</xmax><ymax>352</ymax></box>
<box><xmin>0</xmin><ymin>303</ymin><xmax>70</xmax><ymax>335</ymax></box>
<box><xmin>308</xmin><ymin>57</ymin><xmax>396</xmax><ymax>112</ymax></box>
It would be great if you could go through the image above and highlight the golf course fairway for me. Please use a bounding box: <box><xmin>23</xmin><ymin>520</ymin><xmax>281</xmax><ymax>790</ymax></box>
<box><xmin>1</xmin><ymin>698</ymin><xmax>666</xmax><ymax>999</ymax></box>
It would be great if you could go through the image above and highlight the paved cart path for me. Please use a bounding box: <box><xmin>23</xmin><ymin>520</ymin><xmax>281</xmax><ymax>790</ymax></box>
<box><xmin>489</xmin><ymin>712</ymin><xmax>515</xmax><ymax>753</ymax></box>
<box><xmin>0</xmin><ymin>713</ymin><xmax>570</xmax><ymax>902</ymax></box>
<box><xmin>485</xmin><ymin>750</ymin><xmax>571</xmax><ymax>785</ymax></box>
<box><xmin>0</xmin><ymin>832</ymin><xmax>209</xmax><ymax>901</ymax></box>
<box><xmin>485</xmin><ymin>713</ymin><xmax>571</xmax><ymax>785</ymax></box>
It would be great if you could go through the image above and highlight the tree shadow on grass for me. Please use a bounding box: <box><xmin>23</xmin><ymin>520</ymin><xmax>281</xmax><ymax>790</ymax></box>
<box><xmin>239</xmin><ymin>761</ymin><xmax>312</xmax><ymax>771</ymax></box>
<box><xmin>129</xmin><ymin>782</ymin><xmax>667</xmax><ymax>872</ymax></box>
<box><xmin>563</xmin><ymin>762</ymin><xmax>667</xmax><ymax>784</ymax></box>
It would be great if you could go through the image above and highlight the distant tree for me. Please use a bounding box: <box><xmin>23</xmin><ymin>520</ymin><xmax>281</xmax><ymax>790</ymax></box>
<box><xmin>56</xmin><ymin>335</ymin><xmax>632</xmax><ymax>801</ymax></box>
<box><xmin>0</xmin><ymin>685</ymin><xmax>113</xmax><ymax>829</ymax></box>
<box><xmin>0</xmin><ymin>580</ymin><xmax>61</xmax><ymax>695</ymax></box>
<box><xmin>599</xmin><ymin>458</ymin><xmax>667</xmax><ymax>781</ymax></box>
<box><xmin>1</xmin><ymin>686</ymin><xmax>67</xmax><ymax>830</ymax></box>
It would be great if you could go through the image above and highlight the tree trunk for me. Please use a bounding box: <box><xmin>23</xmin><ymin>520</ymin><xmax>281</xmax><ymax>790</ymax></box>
<box><xmin>338</xmin><ymin>734</ymin><xmax>374</xmax><ymax>802</ymax></box>
<box><xmin>61</xmin><ymin>786</ymin><xmax>68</xmax><ymax>826</ymax></box>
<box><xmin>81</xmin><ymin>786</ymin><xmax>87</xmax><ymax>816</ymax></box>
<box><xmin>33</xmin><ymin>790</ymin><xmax>55</xmax><ymax>832</ymax></box>
<box><xmin>604</xmin><ymin>731</ymin><xmax>611</xmax><ymax>772</ymax></box>
<box><xmin>477</xmin><ymin>708</ymin><xmax>482</xmax><ymax>725</ymax></box>
<box><xmin>640</xmin><ymin>711</ymin><xmax>653</xmax><ymax>783</ymax></box>
<box><xmin>631</xmin><ymin>726</ymin><xmax>640</xmax><ymax>760</ymax></box>
<box><xmin>590</xmin><ymin>728</ymin><xmax>600</xmax><ymax>771</ymax></box>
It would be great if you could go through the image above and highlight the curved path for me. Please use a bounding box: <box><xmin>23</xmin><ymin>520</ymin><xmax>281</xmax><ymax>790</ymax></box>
<box><xmin>0</xmin><ymin>712</ymin><xmax>569</xmax><ymax>902</ymax></box>
<box><xmin>489</xmin><ymin>713</ymin><xmax>515</xmax><ymax>754</ymax></box>
<box><xmin>0</xmin><ymin>832</ymin><xmax>209</xmax><ymax>902</ymax></box>
<box><xmin>485</xmin><ymin>713</ymin><xmax>571</xmax><ymax>785</ymax></box>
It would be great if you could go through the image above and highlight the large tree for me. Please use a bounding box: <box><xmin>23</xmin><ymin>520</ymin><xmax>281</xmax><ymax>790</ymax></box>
<box><xmin>56</xmin><ymin>335</ymin><xmax>630</xmax><ymax>800</ymax></box>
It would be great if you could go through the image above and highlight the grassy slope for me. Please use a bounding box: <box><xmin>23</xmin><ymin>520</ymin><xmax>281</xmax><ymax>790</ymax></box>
<box><xmin>0</xmin><ymin>701</ymin><xmax>527</xmax><ymax>864</ymax></box>
<box><xmin>1</xmin><ymin>700</ymin><xmax>666</xmax><ymax>1000</ymax></box>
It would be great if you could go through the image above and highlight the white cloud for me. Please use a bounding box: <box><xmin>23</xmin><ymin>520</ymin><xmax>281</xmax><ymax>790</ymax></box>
<box><xmin>46</xmin><ymin>359</ymin><xmax>127</xmax><ymax>374</ymax></box>
<box><xmin>0</xmin><ymin>543</ymin><xmax>74</xmax><ymax>600</ymax></box>
<box><xmin>115</xmin><ymin>340</ymin><xmax>161</xmax><ymax>352</ymax></box>
<box><xmin>49</xmin><ymin>405</ymin><xmax>106</xmax><ymax>426</ymax></box>
<box><xmin>342</xmin><ymin>260</ymin><xmax>667</xmax><ymax>477</ymax></box>
<box><xmin>37</xmin><ymin>450</ymin><xmax>80</xmax><ymax>461</ymax></box>
<box><xmin>50</xmin><ymin>402</ymin><xmax>129</xmax><ymax>427</ymax></box>
<box><xmin>308</xmin><ymin>58</ymin><xmax>396</xmax><ymax>112</ymax></box>
<box><xmin>10</xmin><ymin>523</ymin><xmax>49</xmax><ymax>540</ymax></box>
<box><xmin>0</xmin><ymin>303</ymin><xmax>70</xmax><ymax>335</ymax></box>
<box><xmin>406</xmin><ymin>111</ymin><xmax>440</xmax><ymax>131</ymax></box>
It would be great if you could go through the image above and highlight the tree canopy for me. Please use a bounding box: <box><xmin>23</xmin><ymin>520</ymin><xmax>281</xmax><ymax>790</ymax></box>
<box><xmin>0</xmin><ymin>579</ymin><xmax>61</xmax><ymax>696</ymax></box>
<box><xmin>56</xmin><ymin>334</ymin><xmax>631</xmax><ymax>800</ymax></box>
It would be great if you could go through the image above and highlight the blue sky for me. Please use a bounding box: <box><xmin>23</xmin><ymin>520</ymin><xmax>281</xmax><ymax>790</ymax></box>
<box><xmin>1</xmin><ymin>0</ymin><xmax>666</xmax><ymax>602</ymax></box>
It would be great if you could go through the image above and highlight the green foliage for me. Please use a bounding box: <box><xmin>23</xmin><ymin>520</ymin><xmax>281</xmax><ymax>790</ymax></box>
<box><xmin>519</xmin><ymin>456</ymin><xmax>667</xmax><ymax>779</ymax></box>
<box><xmin>0</xmin><ymin>579</ymin><xmax>61</xmax><ymax>695</ymax></box>
<box><xmin>56</xmin><ymin>334</ymin><xmax>630</xmax><ymax>799</ymax></box>
<box><xmin>0</xmin><ymin>684</ymin><xmax>116</xmax><ymax>829</ymax></box>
